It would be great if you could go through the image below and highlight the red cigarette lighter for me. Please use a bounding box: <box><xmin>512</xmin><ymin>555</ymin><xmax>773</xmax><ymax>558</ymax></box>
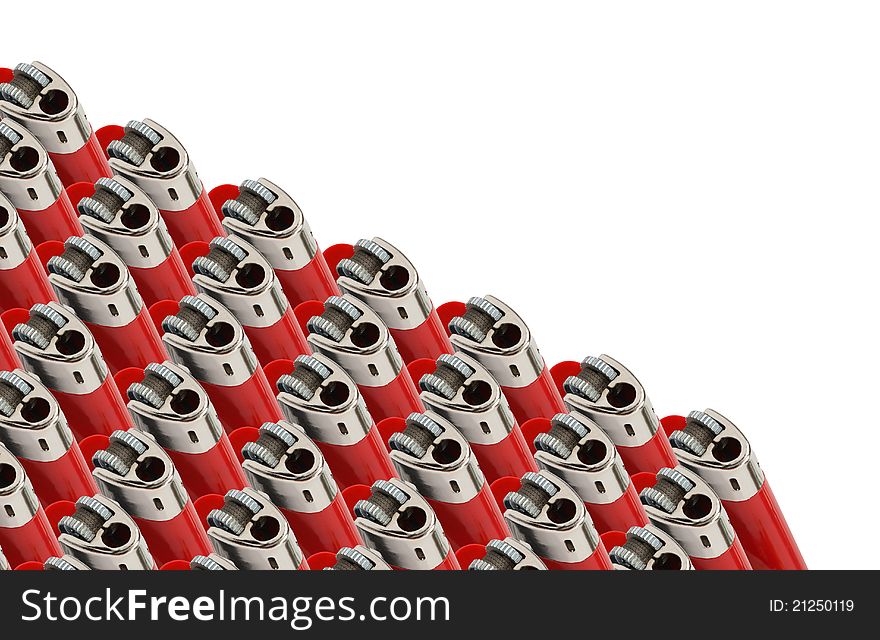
<box><xmin>333</xmin><ymin>238</ymin><xmax>452</xmax><ymax>363</ymax></box>
<box><xmin>303</xmin><ymin>295</ymin><xmax>423</xmax><ymax>422</ymax></box>
<box><xmin>0</xmin><ymin>62</ymin><xmax>111</xmax><ymax>186</ymax></box>
<box><xmin>74</xmin><ymin>175</ymin><xmax>196</xmax><ymax>307</ymax></box>
<box><xmin>240</xmin><ymin>420</ymin><xmax>362</xmax><ymax>557</ymax></box>
<box><xmin>665</xmin><ymin>409</ymin><xmax>806</xmax><ymax>570</ymax></box>
<box><xmin>104</xmin><ymin>119</ymin><xmax>223</xmax><ymax>246</ymax></box>
<box><xmin>10</xmin><ymin>302</ymin><xmax>133</xmax><ymax>439</ymax></box>
<box><xmin>215</xmin><ymin>178</ymin><xmax>339</xmax><ymax>308</ymax></box>
<box><xmin>639</xmin><ymin>466</ymin><xmax>752</xmax><ymax>570</ymax></box>
<box><xmin>352</xmin><ymin>478</ymin><xmax>460</xmax><ymax>570</ymax></box>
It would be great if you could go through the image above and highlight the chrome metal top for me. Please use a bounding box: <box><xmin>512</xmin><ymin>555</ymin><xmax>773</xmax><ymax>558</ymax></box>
<box><xmin>306</xmin><ymin>294</ymin><xmax>403</xmax><ymax>387</ymax></box>
<box><xmin>47</xmin><ymin>235</ymin><xmax>143</xmax><ymax>326</ymax></box>
<box><xmin>161</xmin><ymin>294</ymin><xmax>259</xmax><ymax>387</ymax></box>
<box><xmin>389</xmin><ymin>412</ymin><xmax>484</xmax><ymax>503</ymax></box>
<box><xmin>44</xmin><ymin>555</ymin><xmax>91</xmax><ymax>571</ymax></box>
<box><xmin>468</xmin><ymin>538</ymin><xmax>548</xmax><ymax>570</ymax></box>
<box><xmin>336</xmin><ymin>237</ymin><xmax>433</xmax><ymax>330</ymax></box>
<box><xmin>608</xmin><ymin>525</ymin><xmax>693</xmax><ymax>571</ymax></box>
<box><xmin>639</xmin><ymin>466</ymin><xmax>736</xmax><ymax>560</ymax></box>
<box><xmin>241</xmin><ymin>420</ymin><xmax>338</xmax><ymax>513</ymax></box>
<box><xmin>563</xmin><ymin>354</ymin><xmax>660</xmax><ymax>448</ymax></box>
<box><xmin>533</xmin><ymin>411</ymin><xmax>630</xmax><ymax>505</ymax></box>
<box><xmin>92</xmin><ymin>429</ymin><xmax>189</xmax><ymax>521</ymax></box>
<box><xmin>276</xmin><ymin>353</ymin><xmax>375</xmax><ymax>445</ymax></box>
<box><xmin>107</xmin><ymin>119</ymin><xmax>202</xmax><ymax>211</ymax></box>
<box><xmin>448</xmin><ymin>296</ymin><xmax>544</xmax><ymax>388</ymax></box>
<box><xmin>0</xmin><ymin>62</ymin><xmax>91</xmax><ymax>153</ymax></box>
<box><xmin>206</xmin><ymin>487</ymin><xmax>304</xmax><ymax>570</ymax></box>
<box><xmin>418</xmin><ymin>352</ymin><xmax>517</xmax><ymax>446</ymax></box>
<box><xmin>353</xmin><ymin>478</ymin><xmax>451</xmax><ymax>570</ymax></box>
<box><xmin>192</xmin><ymin>235</ymin><xmax>288</xmax><ymax>327</ymax></box>
<box><xmin>58</xmin><ymin>494</ymin><xmax>156</xmax><ymax>570</ymax></box>
<box><xmin>220</xmin><ymin>178</ymin><xmax>318</xmax><ymax>270</ymax></box>
<box><xmin>325</xmin><ymin>546</ymin><xmax>392</xmax><ymax>571</ymax></box>
<box><xmin>0</xmin><ymin>195</ymin><xmax>32</xmax><ymax>268</ymax></box>
<box><xmin>190</xmin><ymin>553</ymin><xmax>238</xmax><ymax>570</ymax></box>
<box><xmin>12</xmin><ymin>302</ymin><xmax>108</xmax><ymax>394</ymax></box>
<box><xmin>502</xmin><ymin>470</ymin><xmax>601</xmax><ymax>564</ymax></box>
<box><xmin>668</xmin><ymin>409</ymin><xmax>765</xmax><ymax>502</ymax></box>
<box><xmin>0</xmin><ymin>444</ymin><xmax>40</xmax><ymax>528</ymax></box>
<box><xmin>0</xmin><ymin>118</ymin><xmax>62</xmax><ymax>211</ymax></box>
<box><xmin>0</xmin><ymin>368</ymin><xmax>74</xmax><ymax>462</ymax></box>
<box><xmin>77</xmin><ymin>175</ymin><xmax>174</xmax><ymax>268</ymax></box>
<box><xmin>126</xmin><ymin>361</ymin><xmax>223</xmax><ymax>454</ymax></box>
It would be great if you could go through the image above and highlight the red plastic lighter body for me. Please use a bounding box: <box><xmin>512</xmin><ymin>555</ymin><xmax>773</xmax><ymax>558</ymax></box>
<box><xmin>503</xmin><ymin>367</ymin><xmax>566</xmax><ymax>425</ymax></box>
<box><xmin>312</xmin><ymin>426</ymin><xmax>395</xmax><ymax>490</ymax></box>
<box><xmin>279</xmin><ymin>496</ymin><xmax>362</xmax><ymax>558</ymax></box>
<box><xmin>160</xmin><ymin>190</ymin><xmax>223</xmax><ymax>246</ymax></box>
<box><xmin>0</xmin><ymin>507</ymin><xmax>62</xmax><ymax>568</ymax></box>
<box><xmin>584</xmin><ymin>485</ymin><xmax>648</xmax><ymax>535</ymax></box>
<box><xmin>211</xmin><ymin>179</ymin><xmax>339</xmax><ymax>308</ymax></box>
<box><xmin>132</xmin><ymin>503</ymin><xmax>211</xmax><ymax>566</ymax></box>
<box><xmin>19</xmin><ymin>450</ymin><xmax>97</xmax><ymax>504</ymax></box>
<box><xmin>0</xmin><ymin>198</ymin><xmax>56</xmax><ymax>313</ymax></box>
<box><xmin>101</xmin><ymin>121</ymin><xmax>223</xmax><ymax>246</ymax></box>
<box><xmin>470</xmin><ymin>433</ymin><xmax>537</xmax><ymax>484</ymax></box>
<box><xmin>721</xmin><ymin>483</ymin><xmax>806</xmax><ymax>570</ymax></box>
<box><xmin>0</xmin><ymin>327</ymin><xmax>18</xmax><ymax>370</ymax></box>
<box><xmin>169</xmin><ymin>444</ymin><xmax>247</xmax><ymax>499</ymax></box>
<box><xmin>388</xmin><ymin>312</ymin><xmax>452</xmax><ymax>365</ymax></box>
<box><xmin>0</xmin><ymin>446</ymin><xmax>63</xmax><ymax>566</ymax></box>
<box><xmin>428</xmin><ymin>484</ymin><xmax>509</xmax><ymax>551</ymax></box>
<box><xmin>18</xmin><ymin>191</ymin><xmax>82</xmax><ymax>245</ymax></box>
<box><xmin>49</xmin><ymin>132</ymin><xmax>111</xmax><ymax>187</ymax></box>
<box><xmin>200</xmin><ymin>372</ymin><xmax>282</xmax><ymax>433</ymax></box>
<box><xmin>358</xmin><ymin>369</ymin><xmax>423</xmax><ymax>422</ymax></box>
<box><xmin>54</xmin><ymin>376</ymin><xmax>132</xmax><ymax>440</ymax></box>
<box><xmin>246</xmin><ymin>309</ymin><xmax>309</xmax><ymax>364</ymax></box>
<box><xmin>690</xmin><ymin>536</ymin><xmax>752</xmax><ymax>571</ymax></box>
<box><xmin>86</xmin><ymin>307</ymin><xmax>168</xmax><ymax>375</ymax></box>
<box><xmin>0</xmin><ymin>248</ymin><xmax>55</xmax><ymax>313</ymax></box>
<box><xmin>330</xmin><ymin>238</ymin><xmax>453</xmax><ymax>364</ymax></box>
<box><xmin>129</xmin><ymin>256</ymin><xmax>196</xmax><ymax>309</ymax></box>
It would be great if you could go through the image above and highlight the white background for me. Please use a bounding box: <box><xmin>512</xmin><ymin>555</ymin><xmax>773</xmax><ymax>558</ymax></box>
<box><xmin>6</xmin><ymin>1</ymin><xmax>877</xmax><ymax>569</ymax></box>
